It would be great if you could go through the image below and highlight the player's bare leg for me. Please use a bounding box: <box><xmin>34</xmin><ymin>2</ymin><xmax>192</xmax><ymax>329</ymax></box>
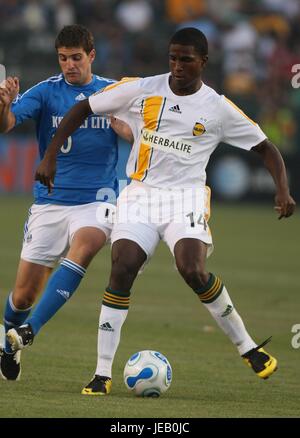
<box><xmin>174</xmin><ymin>238</ymin><xmax>277</xmax><ymax>379</ymax></box>
<box><xmin>1</xmin><ymin>260</ymin><xmax>52</xmax><ymax>380</ymax></box>
<box><xmin>82</xmin><ymin>239</ymin><xmax>146</xmax><ymax>395</ymax></box>
<box><xmin>67</xmin><ymin>226</ymin><xmax>107</xmax><ymax>269</ymax></box>
<box><xmin>12</xmin><ymin>260</ymin><xmax>52</xmax><ymax>308</ymax></box>
<box><xmin>6</xmin><ymin>227</ymin><xmax>107</xmax><ymax>355</ymax></box>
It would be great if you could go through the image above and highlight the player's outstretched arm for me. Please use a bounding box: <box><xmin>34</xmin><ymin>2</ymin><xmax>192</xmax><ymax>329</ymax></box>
<box><xmin>35</xmin><ymin>99</ymin><xmax>92</xmax><ymax>192</ymax></box>
<box><xmin>252</xmin><ymin>139</ymin><xmax>296</xmax><ymax>219</ymax></box>
<box><xmin>0</xmin><ymin>76</ymin><xmax>19</xmax><ymax>133</ymax></box>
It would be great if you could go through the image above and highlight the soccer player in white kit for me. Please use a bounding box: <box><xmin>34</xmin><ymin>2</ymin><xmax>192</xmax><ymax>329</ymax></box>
<box><xmin>33</xmin><ymin>28</ymin><xmax>296</xmax><ymax>395</ymax></box>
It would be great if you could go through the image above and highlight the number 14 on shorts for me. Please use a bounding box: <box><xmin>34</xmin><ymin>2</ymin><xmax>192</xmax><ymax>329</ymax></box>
<box><xmin>186</xmin><ymin>212</ymin><xmax>208</xmax><ymax>230</ymax></box>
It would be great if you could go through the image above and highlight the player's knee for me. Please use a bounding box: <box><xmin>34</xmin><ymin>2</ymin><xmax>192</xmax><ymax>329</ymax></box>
<box><xmin>111</xmin><ymin>260</ymin><xmax>139</xmax><ymax>280</ymax></box>
<box><xmin>177</xmin><ymin>265</ymin><xmax>208</xmax><ymax>290</ymax></box>
<box><xmin>69</xmin><ymin>230</ymin><xmax>106</xmax><ymax>267</ymax></box>
<box><xmin>12</xmin><ymin>288</ymin><xmax>36</xmax><ymax>309</ymax></box>
<box><xmin>69</xmin><ymin>241</ymin><xmax>103</xmax><ymax>267</ymax></box>
<box><xmin>110</xmin><ymin>257</ymin><xmax>140</xmax><ymax>289</ymax></box>
<box><xmin>74</xmin><ymin>245</ymin><xmax>98</xmax><ymax>266</ymax></box>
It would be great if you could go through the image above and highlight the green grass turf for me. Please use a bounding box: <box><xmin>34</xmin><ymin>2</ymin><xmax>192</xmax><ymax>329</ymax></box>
<box><xmin>0</xmin><ymin>195</ymin><xmax>299</xmax><ymax>418</ymax></box>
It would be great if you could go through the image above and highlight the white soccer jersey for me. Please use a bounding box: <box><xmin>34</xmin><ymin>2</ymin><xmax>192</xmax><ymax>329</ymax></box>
<box><xmin>89</xmin><ymin>73</ymin><xmax>267</xmax><ymax>188</ymax></box>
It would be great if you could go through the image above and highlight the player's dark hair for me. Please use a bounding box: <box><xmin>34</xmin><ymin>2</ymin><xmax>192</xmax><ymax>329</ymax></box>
<box><xmin>169</xmin><ymin>27</ymin><xmax>208</xmax><ymax>57</ymax></box>
<box><xmin>55</xmin><ymin>24</ymin><xmax>94</xmax><ymax>54</ymax></box>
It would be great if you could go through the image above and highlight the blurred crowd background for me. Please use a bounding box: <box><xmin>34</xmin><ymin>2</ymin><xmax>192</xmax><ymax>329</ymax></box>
<box><xmin>0</xmin><ymin>0</ymin><xmax>300</xmax><ymax>202</ymax></box>
<box><xmin>1</xmin><ymin>0</ymin><xmax>300</xmax><ymax>153</ymax></box>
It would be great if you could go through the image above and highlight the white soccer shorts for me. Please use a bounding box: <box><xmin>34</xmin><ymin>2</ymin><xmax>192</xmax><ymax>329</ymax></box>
<box><xmin>21</xmin><ymin>201</ymin><xmax>115</xmax><ymax>267</ymax></box>
<box><xmin>111</xmin><ymin>181</ymin><xmax>213</xmax><ymax>259</ymax></box>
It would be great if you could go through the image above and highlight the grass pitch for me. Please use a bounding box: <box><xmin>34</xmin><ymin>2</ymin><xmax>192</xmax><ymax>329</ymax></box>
<box><xmin>0</xmin><ymin>195</ymin><xmax>299</xmax><ymax>418</ymax></box>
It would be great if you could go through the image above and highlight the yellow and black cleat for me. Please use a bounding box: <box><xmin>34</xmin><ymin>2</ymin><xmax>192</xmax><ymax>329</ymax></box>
<box><xmin>242</xmin><ymin>337</ymin><xmax>278</xmax><ymax>380</ymax></box>
<box><xmin>81</xmin><ymin>375</ymin><xmax>112</xmax><ymax>395</ymax></box>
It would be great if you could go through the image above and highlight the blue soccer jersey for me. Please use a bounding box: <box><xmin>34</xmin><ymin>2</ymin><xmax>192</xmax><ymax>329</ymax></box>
<box><xmin>11</xmin><ymin>74</ymin><xmax>118</xmax><ymax>205</ymax></box>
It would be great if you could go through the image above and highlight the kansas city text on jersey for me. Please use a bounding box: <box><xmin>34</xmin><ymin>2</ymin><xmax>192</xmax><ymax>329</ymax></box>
<box><xmin>52</xmin><ymin>115</ymin><xmax>110</xmax><ymax>129</ymax></box>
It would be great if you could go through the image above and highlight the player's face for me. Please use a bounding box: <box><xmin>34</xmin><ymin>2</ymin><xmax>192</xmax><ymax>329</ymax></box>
<box><xmin>169</xmin><ymin>44</ymin><xmax>207</xmax><ymax>95</ymax></box>
<box><xmin>57</xmin><ymin>47</ymin><xmax>96</xmax><ymax>85</ymax></box>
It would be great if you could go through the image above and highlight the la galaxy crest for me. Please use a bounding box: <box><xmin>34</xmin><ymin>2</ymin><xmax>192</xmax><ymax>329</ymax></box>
<box><xmin>193</xmin><ymin>122</ymin><xmax>206</xmax><ymax>136</ymax></box>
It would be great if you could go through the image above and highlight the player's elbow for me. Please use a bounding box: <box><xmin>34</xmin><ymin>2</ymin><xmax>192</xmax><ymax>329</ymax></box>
<box><xmin>252</xmin><ymin>139</ymin><xmax>279</xmax><ymax>159</ymax></box>
<box><xmin>80</xmin><ymin>98</ymin><xmax>93</xmax><ymax>118</ymax></box>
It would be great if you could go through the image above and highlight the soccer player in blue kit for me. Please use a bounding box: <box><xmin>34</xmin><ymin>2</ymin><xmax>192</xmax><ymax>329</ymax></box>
<box><xmin>0</xmin><ymin>25</ymin><xmax>131</xmax><ymax>380</ymax></box>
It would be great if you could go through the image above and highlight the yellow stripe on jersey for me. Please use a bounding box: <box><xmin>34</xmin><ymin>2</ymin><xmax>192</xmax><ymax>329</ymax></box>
<box><xmin>130</xmin><ymin>142</ymin><xmax>152</xmax><ymax>181</ymax></box>
<box><xmin>103</xmin><ymin>77</ymin><xmax>140</xmax><ymax>92</ymax></box>
<box><xmin>130</xmin><ymin>96</ymin><xmax>165</xmax><ymax>181</ymax></box>
<box><xmin>225</xmin><ymin>97</ymin><xmax>257</xmax><ymax>126</ymax></box>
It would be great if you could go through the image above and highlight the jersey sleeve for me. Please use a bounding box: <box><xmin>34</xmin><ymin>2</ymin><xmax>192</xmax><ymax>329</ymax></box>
<box><xmin>219</xmin><ymin>96</ymin><xmax>267</xmax><ymax>150</ymax></box>
<box><xmin>11</xmin><ymin>82</ymin><xmax>46</xmax><ymax>126</ymax></box>
<box><xmin>89</xmin><ymin>78</ymin><xmax>141</xmax><ymax>116</ymax></box>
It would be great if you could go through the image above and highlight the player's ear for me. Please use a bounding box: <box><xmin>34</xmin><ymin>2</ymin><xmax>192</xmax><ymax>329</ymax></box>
<box><xmin>89</xmin><ymin>49</ymin><xmax>96</xmax><ymax>64</ymax></box>
<box><xmin>201</xmin><ymin>55</ymin><xmax>208</xmax><ymax>68</ymax></box>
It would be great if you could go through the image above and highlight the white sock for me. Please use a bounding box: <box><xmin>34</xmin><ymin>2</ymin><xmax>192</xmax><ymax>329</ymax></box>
<box><xmin>202</xmin><ymin>285</ymin><xmax>256</xmax><ymax>355</ymax></box>
<box><xmin>95</xmin><ymin>304</ymin><xmax>128</xmax><ymax>378</ymax></box>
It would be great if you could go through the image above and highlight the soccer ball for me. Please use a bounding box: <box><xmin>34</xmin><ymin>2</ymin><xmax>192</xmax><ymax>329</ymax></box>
<box><xmin>123</xmin><ymin>350</ymin><xmax>172</xmax><ymax>397</ymax></box>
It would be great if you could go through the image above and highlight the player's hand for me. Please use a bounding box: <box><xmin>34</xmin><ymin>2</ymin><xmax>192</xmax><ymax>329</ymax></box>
<box><xmin>110</xmin><ymin>116</ymin><xmax>134</xmax><ymax>144</ymax></box>
<box><xmin>0</xmin><ymin>86</ymin><xmax>11</xmax><ymax>106</ymax></box>
<box><xmin>35</xmin><ymin>156</ymin><xmax>56</xmax><ymax>194</ymax></box>
<box><xmin>0</xmin><ymin>77</ymin><xmax>19</xmax><ymax>105</ymax></box>
<box><xmin>274</xmin><ymin>191</ymin><xmax>296</xmax><ymax>219</ymax></box>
